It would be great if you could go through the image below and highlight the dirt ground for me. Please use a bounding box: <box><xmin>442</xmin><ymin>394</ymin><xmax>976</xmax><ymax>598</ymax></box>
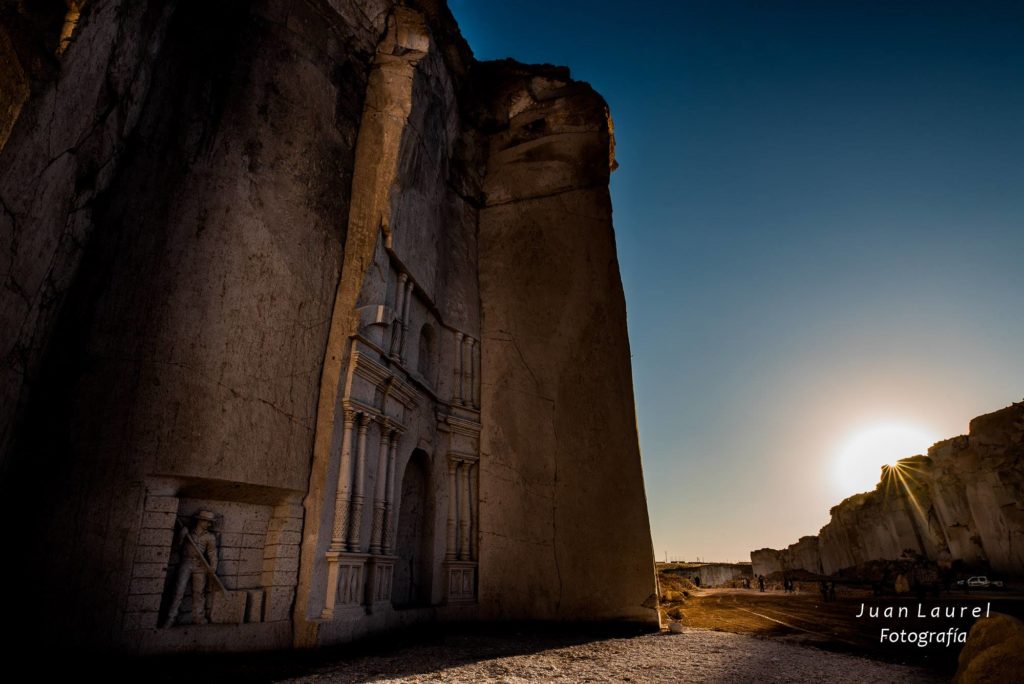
<box><xmin>281</xmin><ymin>628</ymin><xmax>945</xmax><ymax>683</ymax></box>
<box><xmin>106</xmin><ymin>588</ymin><xmax>1024</xmax><ymax>682</ymax></box>
<box><xmin>675</xmin><ymin>586</ymin><xmax>1024</xmax><ymax>673</ymax></box>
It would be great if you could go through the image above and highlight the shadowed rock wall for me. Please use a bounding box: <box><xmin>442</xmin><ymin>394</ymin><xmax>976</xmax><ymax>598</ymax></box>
<box><xmin>666</xmin><ymin>563</ymin><xmax>753</xmax><ymax>587</ymax></box>
<box><xmin>0</xmin><ymin>0</ymin><xmax>658</xmax><ymax>652</ymax></box>
<box><xmin>476</xmin><ymin>63</ymin><xmax>658</xmax><ymax>624</ymax></box>
<box><xmin>0</xmin><ymin>0</ymin><xmax>388</xmax><ymax>650</ymax></box>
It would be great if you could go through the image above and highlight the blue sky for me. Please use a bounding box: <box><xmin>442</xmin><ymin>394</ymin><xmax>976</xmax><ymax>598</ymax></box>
<box><xmin>450</xmin><ymin>0</ymin><xmax>1024</xmax><ymax>562</ymax></box>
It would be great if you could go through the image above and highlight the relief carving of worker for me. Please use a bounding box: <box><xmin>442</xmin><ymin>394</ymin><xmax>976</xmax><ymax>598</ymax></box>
<box><xmin>161</xmin><ymin>510</ymin><xmax>219</xmax><ymax>628</ymax></box>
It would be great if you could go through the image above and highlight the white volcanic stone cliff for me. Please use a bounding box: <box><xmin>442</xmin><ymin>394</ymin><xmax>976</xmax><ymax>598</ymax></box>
<box><xmin>752</xmin><ymin>402</ymin><xmax>1024</xmax><ymax>579</ymax></box>
<box><xmin>0</xmin><ymin>0</ymin><xmax>658</xmax><ymax>654</ymax></box>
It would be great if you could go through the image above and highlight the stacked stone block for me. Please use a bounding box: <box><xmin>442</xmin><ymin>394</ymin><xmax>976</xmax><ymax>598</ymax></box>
<box><xmin>262</xmin><ymin>503</ymin><xmax>304</xmax><ymax>622</ymax></box>
<box><xmin>124</xmin><ymin>493</ymin><xmax>177</xmax><ymax>630</ymax></box>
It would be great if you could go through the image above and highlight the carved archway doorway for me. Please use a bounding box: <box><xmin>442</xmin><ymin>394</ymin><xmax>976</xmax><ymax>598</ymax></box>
<box><xmin>392</xmin><ymin>448</ymin><xmax>433</xmax><ymax>608</ymax></box>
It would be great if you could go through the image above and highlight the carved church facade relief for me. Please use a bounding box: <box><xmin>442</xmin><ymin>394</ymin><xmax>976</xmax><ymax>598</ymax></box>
<box><xmin>293</xmin><ymin>5</ymin><xmax>484</xmax><ymax>646</ymax></box>
<box><xmin>307</xmin><ymin>239</ymin><xmax>482</xmax><ymax>643</ymax></box>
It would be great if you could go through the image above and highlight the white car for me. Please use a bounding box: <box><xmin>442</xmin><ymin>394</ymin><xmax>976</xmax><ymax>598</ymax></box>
<box><xmin>956</xmin><ymin>576</ymin><xmax>1004</xmax><ymax>589</ymax></box>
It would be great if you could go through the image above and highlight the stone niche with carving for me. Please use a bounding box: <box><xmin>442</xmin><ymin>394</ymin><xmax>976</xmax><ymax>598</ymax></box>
<box><xmin>123</xmin><ymin>477</ymin><xmax>304</xmax><ymax>650</ymax></box>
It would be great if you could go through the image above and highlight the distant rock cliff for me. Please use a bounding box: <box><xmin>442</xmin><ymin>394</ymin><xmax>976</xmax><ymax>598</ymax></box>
<box><xmin>752</xmin><ymin>401</ymin><xmax>1024</xmax><ymax>578</ymax></box>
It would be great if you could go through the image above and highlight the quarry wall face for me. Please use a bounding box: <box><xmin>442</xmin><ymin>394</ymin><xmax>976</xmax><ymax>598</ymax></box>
<box><xmin>0</xmin><ymin>0</ymin><xmax>658</xmax><ymax>652</ymax></box>
<box><xmin>475</xmin><ymin>62</ymin><xmax>658</xmax><ymax>623</ymax></box>
<box><xmin>752</xmin><ymin>402</ymin><xmax>1024</xmax><ymax>580</ymax></box>
<box><xmin>664</xmin><ymin>563</ymin><xmax>752</xmax><ymax>588</ymax></box>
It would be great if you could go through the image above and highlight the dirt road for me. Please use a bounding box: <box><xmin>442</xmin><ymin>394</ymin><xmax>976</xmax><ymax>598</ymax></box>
<box><xmin>282</xmin><ymin>629</ymin><xmax>943</xmax><ymax>683</ymax></box>
<box><xmin>677</xmin><ymin>587</ymin><xmax>1023</xmax><ymax>673</ymax></box>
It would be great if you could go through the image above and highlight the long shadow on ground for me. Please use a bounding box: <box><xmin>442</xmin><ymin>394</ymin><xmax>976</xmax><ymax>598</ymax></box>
<box><xmin>90</xmin><ymin>622</ymin><xmax>655</xmax><ymax>684</ymax></box>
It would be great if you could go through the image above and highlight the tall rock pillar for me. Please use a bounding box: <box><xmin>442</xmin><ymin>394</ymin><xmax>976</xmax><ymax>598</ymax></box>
<box><xmin>476</xmin><ymin>63</ymin><xmax>659</xmax><ymax>626</ymax></box>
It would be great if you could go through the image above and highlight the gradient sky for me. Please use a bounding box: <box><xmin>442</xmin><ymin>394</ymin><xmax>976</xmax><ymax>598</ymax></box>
<box><xmin>450</xmin><ymin>1</ymin><xmax>1024</xmax><ymax>563</ymax></box>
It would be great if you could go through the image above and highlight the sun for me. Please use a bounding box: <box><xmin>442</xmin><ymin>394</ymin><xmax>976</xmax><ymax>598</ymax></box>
<box><xmin>833</xmin><ymin>422</ymin><xmax>938</xmax><ymax>497</ymax></box>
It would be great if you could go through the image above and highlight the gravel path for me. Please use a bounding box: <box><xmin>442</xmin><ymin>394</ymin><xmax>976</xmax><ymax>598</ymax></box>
<box><xmin>283</xmin><ymin>628</ymin><xmax>945</xmax><ymax>683</ymax></box>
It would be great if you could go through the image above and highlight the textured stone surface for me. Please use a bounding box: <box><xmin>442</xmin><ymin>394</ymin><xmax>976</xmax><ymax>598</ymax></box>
<box><xmin>953</xmin><ymin>613</ymin><xmax>1024</xmax><ymax>684</ymax></box>
<box><xmin>0</xmin><ymin>0</ymin><xmax>657</xmax><ymax>653</ymax></box>
<box><xmin>477</xmin><ymin>63</ymin><xmax>657</xmax><ymax>624</ymax></box>
<box><xmin>1</xmin><ymin>0</ymin><xmax>389</xmax><ymax>650</ymax></box>
<box><xmin>752</xmin><ymin>402</ymin><xmax>1024</xmax><ymax>578</ymax></box>
<box><xmin>752</xmin><ymin>536</ymin><xmax>823</xmax><ymax>577</ymax></box>
<box><xmin>665</xmin><ymin>562</ymin><xmax>753</xmax><ymax>587</ymax></box>
<box><xmin>1</xmin><ymin>0</ymin><xmax>177</xmax><ymax>465</ymax></box>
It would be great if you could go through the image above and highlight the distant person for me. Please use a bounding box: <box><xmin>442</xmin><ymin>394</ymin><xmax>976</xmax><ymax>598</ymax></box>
<box><xmin>820</xmin><ymin>580</ymin><xmax>829</xmax><ymax>602</ymax></box>
<box><xmin>828</xmin><ymin>581</ymin><xmax>837</xmax><ymax>602</ymax></box>
<box><xmin>881</xmin><ymin>567</ymin><xmax>892</xmax><ymax>595</ymax></box>
<box><xmin>758</xmin><ymin>575</ymin><xmax>766</xmax><ymax>592</ymax></box>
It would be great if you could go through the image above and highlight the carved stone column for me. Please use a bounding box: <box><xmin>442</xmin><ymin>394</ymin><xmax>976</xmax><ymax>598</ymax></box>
<box><xmin>453</xmin><ymin>331</ymin><xmax>464</xmax><ymax>403</ymax></box>
<box><xmin>446</xmin><ymin>459</ymin><xmax>459</xmax><ymax>560</ymax></box>
<box><xmin>348</xmin><ymin>412</ymin><xmax>371</xmax><ymax>551</ymax></box>
<box><xmin>399</xmin><ymin>279</ymin><xmax>414</xmax><ymax>362</ymax></box>
<box><xmin>331</xmin><ymin>408</ymin><xmax>357</xmax><ymax>550</ymax></box>
<box><xmin>324</xmin><ymin>407</ymin><xmax>357</xmax><ymax>618</ymax></box>
<box><xmin>459</xmin><ymin>460</ymin><xmax>471</xmax><ymax>560</ymax></box>
<box><xmin>395</xmin><ymin>272</ymin><xmax>408</xmax><ymax>316</ymax></box>
<box><xmin>370</xmin><ymin>423</ymin><xmax>390</xmax><ymax>554</ymax></box>
<box><xmin>471</xmin><ymin>461</ymin><xmax>479</xmax><ymax>560</ymax></box>
<box><xmin>460</xmin><ymin>335</ymin><xmax>471</xmax><ymax>405</ymax></box>
<box><xmin>390</xmin><ymin>273</ymin><xmax>408</xmax><ymax>358</ymax></box>
<box><xmin>383</xmin><ymin>431</ymin><xmax>400</xmax><ymax>554</ymax></box>
<box><xmin>471</xmin><ymin>337</ymin><xmax>480</xmax><ymax>408</ymax></box>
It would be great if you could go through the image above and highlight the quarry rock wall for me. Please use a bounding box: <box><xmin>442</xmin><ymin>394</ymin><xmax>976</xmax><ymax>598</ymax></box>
<box><xmin>0</xmin><ymin>0</ymin><xmax>658</xmax><ymax>653</ymax></box>
<box><xmin>1</xmin><ymin>0</ymin><xmax>388</xmax><ymax>651</ymax></box>
<box><xmin>751</xmin><ymin>536</ymin><xmax>823</xmax><ymax>578</ymax></box>
<box><xmin>476</xmin><ymin>62</ymin><xmax>657</xmax><ymax>623</ymax></box>
<box><xmin>752</xmin><ymin>402</ymin><xmax>1024</xmax><ymax>579</ymax></box>
<box><xmin>666</xmin><ymin>563</ymin><xmax>752</xmax><ymax>587</ymax></box>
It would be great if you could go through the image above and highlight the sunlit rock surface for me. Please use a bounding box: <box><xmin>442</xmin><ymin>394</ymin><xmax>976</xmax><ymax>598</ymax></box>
<box><xmin>752</xmin><ymin>402</ymin><xmax>1024</xmax><ymax>578</ymax></box>
<box><xmin>954</xmin><ymin>613</ymin><xmax>1024</xmax><ymax>684</ymax></box>
<box><xmin>751</xmin><ymin>536</ymin><xmax>823</xmax><ymax>577</ymax></box>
